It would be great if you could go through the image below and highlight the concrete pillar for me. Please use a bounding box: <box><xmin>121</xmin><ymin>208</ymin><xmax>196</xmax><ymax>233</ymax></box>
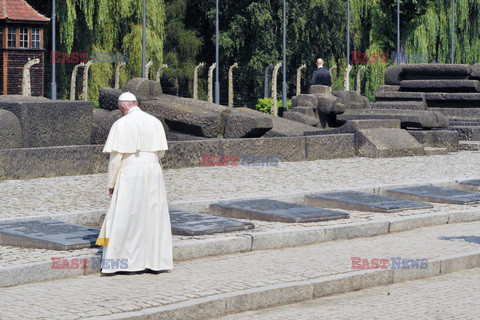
<box><xmin>296</xmin><ymin>64</ymin><xmax>306</xmax><ymax>96</ymax></box>
<box><xmin>70</xmin><ymin>62</ymin><xmax>85</xmax><ymax>100</ymax></box>
<box><xmin>271</xmin><ymin>62</ymin><xmax>282</xmax><ymax>116</ymax></box>
<box><xmin>82</xmin><ymin>61</ymin><xmax>93</xmax><ymax>101</ymax></box>
<box><xmin>114</xmin><ymin>62</ymin><xmax>126</xmax><ymax>89</ymax></box>
<box><xmin>208</xmin><ymin>63</ymin><xmax>216</xmax><ymax>103</ymax></box>
<box><xmin>193</xmin><ymin>62</ymin><xmax>204</xmax><ymax>100</ymax></box>
<box><xmin>144</xmin><ymin>61</ymin><xmax>153</xmax><ymax>79</ymax></box>
<box><xmin>22</xmin><ymin>58</ymin><xmax>40</xmax><ymax>96</ymax></box>
<box><xmin>344</xmin><ymin>64</ymin><xmax>352</xmax><ymax>91</ymax></box>
<box><xmin>228</xmin><ymin>63</ymin><xmax>238</xmax><ymax>108</ymax></box>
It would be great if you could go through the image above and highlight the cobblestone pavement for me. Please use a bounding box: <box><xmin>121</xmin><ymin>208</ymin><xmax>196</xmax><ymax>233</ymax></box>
<box><xmin>1</xmin><ymin>151</ymin><xmax>479</xmax><ymax>220</ymax></box>
<box><xmin>1</xmin><ymin>221</ymin><xmax>480</xmax><ymax>319</ymax></box>
<box><xmin>214</xmin><ymin>267</ymin><xmax>480</xmax><ymax>320</ymax></box>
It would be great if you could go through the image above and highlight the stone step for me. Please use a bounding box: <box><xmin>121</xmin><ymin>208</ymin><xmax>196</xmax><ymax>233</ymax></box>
<box><xmin>371</xmin><ymin>101</ymin><xmax>427</xmax><ymax>110</ymax></box>
<box><xmin>290</xmin><ymin>106</ymin><xmax>317</xmax><ymax>118</ymax></box>
<box><xmin>448</xmin><ymin>119</ymin><xmax>480</xmax><ymax>126</ymax></box>
<box><xmin>450</xmin><ymin>126</ymin><xmax>480</xmax><ymax>141</ymax></box>
<box><xmin>283</xmin><ymin>111</ymin><xmax>320</xmax><ymax>127</ymax></box>
<box><xmin>401</xmin><ymin>64</ymin><xmax>472</xmax><ymax>80</ymax></box>
<box><xmin>459</xmin><ymin>140</ymin><xmax>480</xmax><ymax>151</ymax></box>
<box><xmin>423</xmin><ymin>147</ymin><xmax>448</xmax><ymax>155</ymax></box>
<box><xmin>375</xmin><ymin>91</ymin><xmax>425</xmax><ymax>101</ymax></box>
<box><xmin>407</xmin><ymin>129</ymin><xmax>459</xmax><ymax>152</ymax></box>
<box><xmin>424</xmin><ymin>92</ymin><xmax>480</xmax><ymax>108</ymax></box>
<box><xmin>338</xmin><ymin>109</ymin><xmax>449</xmax><ymax>129</ymax></box>
<box><xmin>400</xmin><ymin>80</ymin><xmax>480</xmax><ymax>93</ymax></box>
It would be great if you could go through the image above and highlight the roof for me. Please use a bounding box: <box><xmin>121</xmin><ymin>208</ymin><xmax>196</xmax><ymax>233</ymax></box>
<box><xmin>0</xmin><ymin>0</ymin><xmax>50</xmax><ymax>22</ymax></box>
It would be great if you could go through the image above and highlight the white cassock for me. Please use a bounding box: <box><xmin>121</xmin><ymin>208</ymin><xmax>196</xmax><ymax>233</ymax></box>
<box><xmin>96</xmin><ymin>106</ymin><xmax>173</xmax><ymax>273</ymax></box>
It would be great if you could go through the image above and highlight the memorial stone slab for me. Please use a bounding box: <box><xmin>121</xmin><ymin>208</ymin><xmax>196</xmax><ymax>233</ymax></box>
<box><xmin>459</xmin><ymin>179</ymin><xmax>480</xmax><ymax>187</ymax></box>
<box><xmin>305</xmin><ymin>191</ymin><xmax>433</xmax><ymax>213</ymax></box>
<box><xmin>169</xmin><ymin>210</ymin><xmax>254</xmax><ymax>236</ymax></box>
<box><xmin>209</xmin><ymin>199</ymin><xmax>349</xmax><ymax>223</ymax></box>
<box><xmin>0</xmin><ymin>219</ymin><xmax>100</xmax><ymax>250</ymax></box>
<box><xmin>385</xmin><ymin>185</ymin><xmax>480</xmax><ymax>205</ymax></box>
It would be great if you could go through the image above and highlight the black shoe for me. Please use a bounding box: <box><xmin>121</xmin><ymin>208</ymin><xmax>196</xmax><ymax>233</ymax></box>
<box><xmin>145</xmin><ymin>268</ymin><xmax>170</xmax><ymax>274</ymax></box>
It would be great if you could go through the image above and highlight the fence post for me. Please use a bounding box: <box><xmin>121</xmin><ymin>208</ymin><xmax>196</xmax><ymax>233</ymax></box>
<box><xmin>228</xmin><ymin>63</ymin><xmax>238</xmax><ymax>108</ymax></box>
<box><xmin>208</xmin><ymin>63</ymin><xmax>216</xmax><ymax>103</ymax></box>
<box><xmin>114</xmin><ymin>62</ymin><xmax>126</xmax><ymax>89</ymax></box>
<box><xmin>296</xmin><ymin>64</ymin><xmax>306</xmax><ymax>96</ymax></box>
<box><xmin>70</xmin><ymin>62</ymin><xmax>85</xmax><ymax>100</ymax></box>
<box><xmin>271</xmin><ymin>62</ymin><xmax>282</xmax><ymax>116</ymax></box>
<box><xmin>344</xmin><ymin>64</ymin><xmax>352</xmax><ymax>91</ymax></box>
<box><xmin>356</xmin><ymin>65</ymin><xmax>365</xmax><ymax>94</ymax></box>
<box><xmin>82</xmin><ymin>61</ymin><xmax>93</xmax><ymax>101</ymax></box>
<box><xmin>193</xmin><ymin>63</ymin><xmax>204</xmax><ymax>100</ymax></box>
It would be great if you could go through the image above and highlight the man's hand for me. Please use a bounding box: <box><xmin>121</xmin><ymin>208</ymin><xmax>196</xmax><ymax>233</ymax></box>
<box><xmin>109</xmin><ymin>188</ymin><xmax>114</xmax><ymax>198</ymax></box>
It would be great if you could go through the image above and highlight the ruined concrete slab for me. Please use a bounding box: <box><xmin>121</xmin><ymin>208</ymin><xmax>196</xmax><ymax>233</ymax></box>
<box><xmin>401</xmin><ymin>64</ymin><xmax>471</xmax><ymax>80</ymax></box>
<box><xmin>384</xmin><ymin>65</ymin><xmax>404</xmax><ymax>85</ymax></box>
<box><xmin>424</xmin><ymin>93</ymin><xmax>480</xmax><ymax>108</ymax></box>
<box><xmin>400</xmin><ymin>80</ymin><xmax>480</xmax><ymax>93</ymax></box>
<box><xmin>98</xmin><ymin>88</ymin><xmax>122</xmax><ymax>111</ymax></box>
<box><xmin>371</xmin><ymin>101</ymin><xmax>427</xmax><ymax>110</ymax></box>
<box><xmin>408</xmin><ymin>129</ymin><xmax>459</xmax><ymax>151</ymax></box>
<box><xmin>123</xmin><ymin>78</ymin><xmax>162</xmax><ymax>100</ymax></box>
<box><xmin>0</xmin><ymin>109</ymin><xmax>21</xmax><ymax>149</ymax></box>
<box><xmin>91</xmin><ymin>109</ymin><xmax>122</xmax><ymax>144</ymax></box>
<box><xmin>338</xmin><ymin>109</ymin><xmax>449</xmax><ymax>129</ymax></box>
<box><xmin>283</xmin><ymin>111</ymin><xmax>320</xmax><ymax>127</ymax></box>
<box><xmin>355</xmin><ymin>128</ymin><xmax>426</xmax><ymax>158</ymax></box>
<box><xmin>375</xmin><ymin>91</ymin><xmax>425</xmax><ymax>101</ymax></box>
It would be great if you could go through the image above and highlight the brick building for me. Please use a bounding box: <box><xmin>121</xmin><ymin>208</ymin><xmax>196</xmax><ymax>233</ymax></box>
<box><xmin>0</xmin><ymin>0</ymin><xmax>49</xmax><ymax>96</ymax></box>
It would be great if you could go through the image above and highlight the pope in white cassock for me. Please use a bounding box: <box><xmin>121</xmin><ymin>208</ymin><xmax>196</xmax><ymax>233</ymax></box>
<box><xmin>96</xmin><ymin>92</ymin><xmax>173</xmax><ymax>275</ymax></box>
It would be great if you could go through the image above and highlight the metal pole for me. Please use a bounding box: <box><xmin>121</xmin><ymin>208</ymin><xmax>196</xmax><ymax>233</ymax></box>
<box><xmin>347</xmin><ymin>0</ymin><xmax>350</xmax><ymax>66</ymax></box>
<box><xmin>51</xmin><ymin>0</ymin><xmax>57</xmax><ymax>100</ymax></box>
<box><xmin>142</xmin><ymin>0</ymin><xmax>146</xmax><ymax>78</ymax></box>
<box><xmin>397</xmin><ymin>0</ymin><xmax>400</xmax><ymax>65</ymax></box>
<box><xmin>215</xmin><ymin>0</ymin><xmax>220</xmax><ymax>104</ymax></box>
<box><xmin>281</xmin><ymin>0</ymin><xmax>286</xmax><ymax>116</ymax></box>
<box><xmin>451</xmin><ymin>0</ymin><xmax>455</xmax><ymax>64</ymax></box>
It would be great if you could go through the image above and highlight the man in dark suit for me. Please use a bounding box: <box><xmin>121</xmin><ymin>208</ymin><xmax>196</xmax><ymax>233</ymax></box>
<box><xmin>311</xmin><ymin>58</ymin><xmax>332</xmax><ymax>86</ymax></box>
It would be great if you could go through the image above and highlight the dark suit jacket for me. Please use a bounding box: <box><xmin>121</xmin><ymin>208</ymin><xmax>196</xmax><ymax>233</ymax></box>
<box><xmin>311</xmin><ymin>67</ymin><xmax>332</xmax><ymax>86</ymax></box>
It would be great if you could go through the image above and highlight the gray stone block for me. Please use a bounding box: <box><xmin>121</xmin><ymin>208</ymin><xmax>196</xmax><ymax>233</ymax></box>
<box><xmin>159</xmin><ymin>94</ymin><xmax>229</xmax><ymax>115</ymax></box>
<box><xmin>331</xmin><ymin>90</ymin><xmax>369</xmax><ymax>110</ymax></box>
<box><xmin>167</xmin><ymin>130</ymin><xmax>207</xmax><ymax>141</ymax></box>
<box><xmin>0</xmin><ymin>96</ymin><xmax>93</xmax><ymax>148</ymax></box>
<box><xmin>220</xmin><ymin>136</ymin><xmax>306</xmax><ymax>162</ymax></box>
<box><xmin>0</xmin><ymin>109</ymin><xmax>21</xmax><ymax>149</ymax></box>
<box><xmin>439</xmin><ymin>252</ymin><xmax>480</xmax><ymax>275</ymax></box>
<box><xmin>400</xmin><ymin>80</ymin><xmax>480</xmax><ymax>92</ymax></box>
<box><xmin>371</xmin><ymin>101</ymin><xmax>427</xmax><ymax>110</ymax></box>
<box><xmin>122</xmin><ymin>77</ymin><xmax>162</xmax><ymax>100</ymax></box>
<box><xmin>377</xmin><ymin>85</ymin><xmax>400</xmax><ymax>92</ymax></box>
<box><xmin>98</xmin><ymin>87</ymin><xmax>122</xmax><ymax>111</ymax></box>
<box><xmin>315</xmin><ymin>93</ymin><xmax>338</xmax><ymax>114</ymax></box>
<box><xmin>338</xmin><ymin>109</ymin><xmax>449</xmax><ymax>129</ymax></box>
<box><xmin>384</xmin><ymin>65</ymin><xmax>403</xmax><ymax>85</ymax></box>
<box><xmin>250</xmin><ymin>228</ymin><xmax>325</xmax><ymax>251</ymax></box>
<box><xmin>307</xmin><ymin>120</ymin><xmax>401</xmax><ymax>137</ymax></box>
<box><xmin>283</xmin><ymin>111</ymin><xmax>320</xmax><ymax>127</ymax></box>
<box><xmin>408</xmin><ymin>129</ymin><xmax>459</xmax><ymax>151</ymax></box>
<box><xmin>375</xmin><ymin>91</ymin><xmax>425</xmax><ymax>101</ymax></box>
<box><xmin>429</xmin><ymin>107</ymin><xmax>480</xmax><ymax>119</ymax></box>
<box><xmin>470</xmin><ymin>63</ymin><xmax>480</xmax><ymax>79</ymax></box>
<box><xmin>162</xmin><ymin>139</ymin><xmax>222</xmax><ymax>168</ymax></box>
<box><xmin>309</xmin><ymin>85</ymin><xmax>331</xmax><ymax>94</ymax></box>
<box><xmin>355</xmin><ymin>128</ymin><xmax>426</xmax><ymax>158</ymax></box>
<box><xmin>259</xmin><ymin>112</ymin><xmax>323</xmax><ymax>137</ymax></box>
<box><xmin>385</xmin><ymin>185</ymin><xmax>480</xmax><ymax>204</ymax></box>
<box><xmin>424</xmin><ymin>92</ymin><xmax>480</xmax><ymax>108</ymax></box>
<box><xmin>388</xmin><ymin>213</ymin><xmax>450</xmax><ymax>233</ymax></box>
<box><xmin>173</xmin><ymin>236</ymin><xmax>252</xmax><ymax>261</ymax></box>
<box><xmin>401</xmin><ymin>64</ymin><xmax>471</xmax><ymax>80</ymax></box>
<box><xmin>290</xmin><ymin>106</ymin><xmax>317</xmax><ymax>117</ymax></box>
<box><xmin>0</xmin><ymin>145</ymin><xmax>107</xmax><ymax>180</ymax></box>
<box><xmin>140</xmin><ymin>99</ymin><xmax>223</xmax><ymax>138</ymax></box>
<box><xmin>91</xmin><ymin>109</ymin><xmax>122</xmax><ymax>144</ymax></box>
<box><xmin>450</xmin><ymin>126</ymin><xmax>480</xmax><ymax>141</ymax></box>
<box><xmin>223</xmin><ymin>108</ymin><xmax>273</xmax><ymax>138</ymax></box>
<box><xmin>324</xmin><ymin>221</ymin><xmax>389</xmax><ymax>240</ymax></box>
<box><xmin>296</xmin><ymin>94</ymin><xmax>318</xmax><ymax>108</ymax></box>
<box><xmin>305</xmin><ymin>134</ymin><xmax>355</xmax><ymax>160</ymax></box>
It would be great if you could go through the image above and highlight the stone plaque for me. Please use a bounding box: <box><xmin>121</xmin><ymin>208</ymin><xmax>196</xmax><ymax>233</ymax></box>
<box><xmin>169</xmin><ymin>210</ymin><xmax>254</xmax><ymax>236</ymax></box>
<box><xmin>209</xmin><ymin>199</ymin><xmax>349</xmax><ymax>223</ymax></box>
<box><xmin>459</xmin><ymin>179</ymin><xmax>480</xmax><ymax>187</ymax></box>
<box><xmin>305</xmin><ymin>191</ymin><xmax>433</xmax><ymax>213</ymax></box>
<box><xmin>0</xmin><ymin>219</ymin><xmax>100</xmax><ymax>250</ymax></box>
<box><xmin>385</xmin><ymin>185</ymin><xmax>480</xmax><ymax>204</ymax></box>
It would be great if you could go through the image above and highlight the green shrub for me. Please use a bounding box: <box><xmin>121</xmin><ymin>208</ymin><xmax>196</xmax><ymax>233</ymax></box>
<box><xmin>255</xmin><ymin>98</ymin><xmax>292</xmax><ymax>114</ymax></box>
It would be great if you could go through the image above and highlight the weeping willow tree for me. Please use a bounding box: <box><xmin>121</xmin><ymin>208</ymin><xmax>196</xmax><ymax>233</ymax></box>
<box><xmin>52</xmin><ymin>0</ymin><xmax>165</xmax><ymax>102</ymax></box>
<box><xmin>407</xmin><ymin>0</ymin><xmax>480</xmax><ymax>64</ymax></box>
